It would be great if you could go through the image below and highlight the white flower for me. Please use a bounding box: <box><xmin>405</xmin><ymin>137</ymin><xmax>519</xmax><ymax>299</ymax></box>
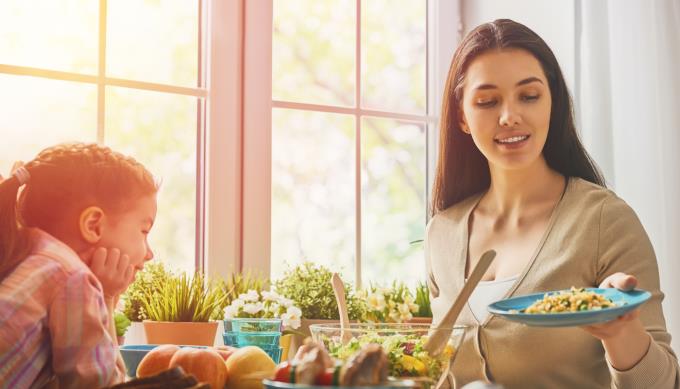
<box><xmin>367</xmin><ymin>292</ymin><xmax>386</xmax><ymax>311</ymax></box>
<box><xmin>239</xmin><ymin>289</ymin><xmax>260</xmax><ymax>302</ymax></box>
<box><xmin>398</xmin><ymin>303</ymin><xmax>411</xmax><ymax>316</ymax></box>
<box><xmin>243</xmin><ymin>302</ymin><xmax>264</xmax><ymax>315</ymax></box>
<box><xmin>224</xmin><ymin>305</ymin><xmax>239</xmax><ymax>319</ymax></box>
<box><xmin>261</xmin><ymin>290</ymin><xmax>277</xmax><ymax>301</ymax></box>
<box><xmin>281</xmin><ymin>306</ymin><xmax>302</xmax><ymax>329</ymax></box>
<box><xmin>403</xmin><ymin>294</ymin><xmax>415</xmax><ymax>305</ymax></box>
<box><xmin>409</xmin><ymin>303</ymin><xmax>419</xmax><ymax>313</ymax></box>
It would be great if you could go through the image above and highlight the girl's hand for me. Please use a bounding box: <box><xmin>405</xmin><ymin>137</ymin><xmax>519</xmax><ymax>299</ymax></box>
<box><xmin>85</xmin><ymin>247</ymin><xmax>135</xmax><ymax>299</ymax></box>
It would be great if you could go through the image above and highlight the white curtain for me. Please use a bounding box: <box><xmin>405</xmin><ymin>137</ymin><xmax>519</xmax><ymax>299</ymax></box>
<box><xmin>577</xmin><ymin>0</ymin><xmax>680</xmax><ymax>351</ymax></box>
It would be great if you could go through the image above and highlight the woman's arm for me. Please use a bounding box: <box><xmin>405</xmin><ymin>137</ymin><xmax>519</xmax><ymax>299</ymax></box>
<box><xmin>588</xmin><ymin>196</ymin><xmax>679</xmax><ymax>388</ymax></box>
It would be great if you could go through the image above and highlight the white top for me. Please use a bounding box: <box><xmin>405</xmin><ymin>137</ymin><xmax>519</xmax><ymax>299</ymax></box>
<box><xmin>467</xmin><ymin>275</ymin><xmax>519</xmax><ymax>322</ymax></box>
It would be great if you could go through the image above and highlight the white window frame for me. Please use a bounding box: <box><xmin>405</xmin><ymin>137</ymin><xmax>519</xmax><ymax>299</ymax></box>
<box><xmin>0</xmin><ymin>0</ymin><xmax>244</xmax><ymax>277</ymax></box>
<box><xmin>238</xmin><ymin>0</ymin><xmax>462</xmax><ymax>285</ymax></box>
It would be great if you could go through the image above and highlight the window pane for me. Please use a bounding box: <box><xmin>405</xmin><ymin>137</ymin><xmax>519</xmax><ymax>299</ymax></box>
<box><xmin>0</xmin><ymin>74</ymin><xmax>96</xmax><ymax>171</ymax></box>
<box><xmin>271</xmin><ymin>108</ymin><xmax>355</xmax><ymax>282</ymax></box>
<box><xmin>361</xmin><ymin>117</ymin><xmax>426</xmax><ymax>286</ymax></box>
<box><xmin>361</xmin><ymin>0</ymin><xmax>426</xmax><ymax>114</ymax></box>
<box><xmin>105</xmin><ymin>87</ymin><xmax>197</xmax><ymax>274</ymax></box>
<box><xmin>0</xmin><ymin>0</ymin><xmax>98</xmax><ymax>74</ymax></box>
<box><xmin>107</xmin><ymin>0</ymin><xmax>198</xmax><ymax>86</ymax></box>
<box><xmin>273</xmin><ymin>0</ymin><xmax>355</xmax><ymax>107</ymax></box>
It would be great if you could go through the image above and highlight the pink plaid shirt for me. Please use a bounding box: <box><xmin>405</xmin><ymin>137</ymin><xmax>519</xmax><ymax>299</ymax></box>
<box><xmin>0</xmin><ymin>229</ymin><xmax>125</xmax><ymax>388</ymax></box>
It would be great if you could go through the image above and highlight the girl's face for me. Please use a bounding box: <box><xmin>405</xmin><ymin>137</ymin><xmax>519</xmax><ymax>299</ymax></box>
<box><xmin>98</xmin><ymin>194</ymin><xmax>157</xmax><ymax>273</ymax></box>
<box><xmin>460</xmin><ymin>49</ymin><xmax>552</xmax><ymax>171</ymax></box>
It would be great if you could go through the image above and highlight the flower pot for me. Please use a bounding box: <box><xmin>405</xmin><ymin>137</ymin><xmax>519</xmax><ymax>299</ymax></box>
<box><xmin>142</xmin><ymin>321</ymin><xmax>218</xmax><ymax>346</ymax></box>
<box><xmin>406</xmin><ymin>316</ymin><xmax>433</xmax><ymax>324</ymax></box>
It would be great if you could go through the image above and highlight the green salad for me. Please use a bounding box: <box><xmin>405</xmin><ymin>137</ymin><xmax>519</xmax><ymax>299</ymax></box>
<box><xmin>321</xmin><ymin>332</ymin><xmax>455</xmax><ymax>383</ymax></box>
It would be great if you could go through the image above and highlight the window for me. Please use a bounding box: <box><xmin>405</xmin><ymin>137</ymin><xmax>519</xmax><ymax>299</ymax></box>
<box><xmin>239</xmin><ymin>0</ymin><xmax>461</xmax><ymax>287</ymax></box>
<box><xmin>0</xmin><ymin>0</ymin><xmax>204</xmax><ymax>273</ymax></box>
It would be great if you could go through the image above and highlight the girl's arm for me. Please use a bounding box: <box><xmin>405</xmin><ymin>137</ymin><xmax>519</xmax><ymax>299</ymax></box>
<box><xmin>49</xmin><ymin>271</ymin><xmax>126</xmax><ymax>387</ymax></box>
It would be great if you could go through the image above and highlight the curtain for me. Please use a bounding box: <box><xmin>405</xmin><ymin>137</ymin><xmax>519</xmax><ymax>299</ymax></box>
<box><xmin>577</xmin><ymin>0</ymin><xmax>680</xmax><ymax>351</ymax></box>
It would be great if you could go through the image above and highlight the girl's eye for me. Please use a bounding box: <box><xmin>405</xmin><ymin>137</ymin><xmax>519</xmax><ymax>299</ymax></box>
<box><xmin>521</xmin><ymin>94</ymin><xmax>540</xmax><ymax>102</ymax></box>
<box><xmin>475</xmin><ymin>99</ymin><xmax>497</xmax><ymax>108</ymax></box>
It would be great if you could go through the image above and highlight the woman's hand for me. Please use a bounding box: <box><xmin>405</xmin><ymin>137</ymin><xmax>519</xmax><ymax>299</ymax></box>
<box><xmin>84</xmin><ymin>247</ymin><xmax>135</xmax><ymax>300</ymax></box>
<box><xmin>581</xmin><ymin>272</ymin><xmax>651</xmax><ymax>370</ymax></box>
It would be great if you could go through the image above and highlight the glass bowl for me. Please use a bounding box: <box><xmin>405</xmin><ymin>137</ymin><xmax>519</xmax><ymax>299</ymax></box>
<box><xmin>224</xmin><ymin>318</ymin><xmax>283</xmax><ymax>332</ymax></box>
<box><xmin>223</xmin><ymin>331</ymin><xmax>282</xmax><ymax>348</ymax></box>
<box><xmin>309</xmin><ymin>323</ymin><xmax>467</xmax><ymax>388</ymax></box>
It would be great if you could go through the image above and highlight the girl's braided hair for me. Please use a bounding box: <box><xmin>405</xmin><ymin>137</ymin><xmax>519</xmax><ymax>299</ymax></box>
<box><xmin>0</xmin><ymin>142</ymin><xmax>157</xmax><ymax>280</ymax></box>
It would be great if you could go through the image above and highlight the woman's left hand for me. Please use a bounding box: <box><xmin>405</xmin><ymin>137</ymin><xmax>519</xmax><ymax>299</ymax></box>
<box><xmin>581</xmin><ymin>272</ymin><xmax>651</xmax><ymax>371</ymax></box>
<box><xmin>581</xmin><ymin>272</ymin><xmax>640</xmax><ymax>340</ymax></box>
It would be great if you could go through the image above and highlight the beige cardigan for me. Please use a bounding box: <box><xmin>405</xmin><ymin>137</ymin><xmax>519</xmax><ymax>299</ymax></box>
<box><xmin>426</xmin><ymin>177</ymin><xmax>679</xmax><ymax>389</ymax></box>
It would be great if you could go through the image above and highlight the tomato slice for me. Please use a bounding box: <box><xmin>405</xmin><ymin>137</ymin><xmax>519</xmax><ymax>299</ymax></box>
<box><xmin>315</xmin><ymin>366</ymin><xmax>342</xmax><ymax>386</ymax></box>
<box><xmin>273</xmin><ymin>361</ymin><xmax>296</xmax><ymax>383</ymax></box>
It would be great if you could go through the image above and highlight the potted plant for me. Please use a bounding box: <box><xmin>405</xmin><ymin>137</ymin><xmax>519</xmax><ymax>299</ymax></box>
<box><xmin>120</xmin><ymin>262</ymin><xmax>175</xmax><ymax>344</ymax></box>
<box><xmin>360</xmin><ymin>281</ymin><xmax>420</xmax><ymax>323</ymax></box>
<box><xmin>214</xmin><ymin>270</ymin><xmax>269</xmax><ymax>318</ymax></box>
<box><xmin>222</xmin><ymin>289</ymin><xmax>303</xmax><ymax>361</ymax></box>
<box><xmin>274</xmin><ymin>262</ymin><xmax>366</xmax><ymax>336</ymax></box>
<box><xmin>408</xmin><ymin>281</ymin><xmax>433</xmax><ymax>324</ymax></box>
<box><xmin>140</xmin><ymin>271</ymin><xmax>227</xmax><ymax>346</ymax></box>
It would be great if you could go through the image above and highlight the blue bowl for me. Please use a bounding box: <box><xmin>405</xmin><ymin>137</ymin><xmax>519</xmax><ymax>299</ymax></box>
<box><xmin>223</xmin><ymin>331</ymin><xmax>281</xmax><ymax>348</ymax></box>
<box><xmin>119</xmin><ymin>345</ymin><xmax>208</xmax><ymax>377</ymax></box>
<box><xmin>119</xmin><ymin>345</ymin><xmax>156</xmax><ymax>377</ymax></box>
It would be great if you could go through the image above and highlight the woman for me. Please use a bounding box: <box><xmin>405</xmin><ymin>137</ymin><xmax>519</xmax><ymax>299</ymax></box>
<box><xmin>426</xmin><ymin>19</ymin><xmax>678</xmax><ymax>388</ymax></box>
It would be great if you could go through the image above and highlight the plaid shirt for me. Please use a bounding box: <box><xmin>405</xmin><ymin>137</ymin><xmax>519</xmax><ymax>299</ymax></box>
<box><xmin>0</xmin><ymin>229</ymin><xmax>125</xmax><ymax>388</ymax></box>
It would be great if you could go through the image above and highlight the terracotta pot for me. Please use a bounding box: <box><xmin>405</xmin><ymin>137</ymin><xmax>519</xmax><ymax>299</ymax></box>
<box><xmin>406</xmin><ymin>316</ymin><xmax>433</xmax><ymax>325</ymax></box>
<box><xmin>142</xmin><ymin>321</ymin><xmax>218</xmax><ymax>346</ymax></box>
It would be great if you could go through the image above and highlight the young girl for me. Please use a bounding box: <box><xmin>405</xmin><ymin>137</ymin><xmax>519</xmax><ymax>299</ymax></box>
<box><xmin>427</xmin><ymin>19</ymin><xmax>679</xmax><ymax>388</ymax></box>
<box><xmin>0</xmin><ymin>143</ymin><xmax>157</xmax><ymax>388</ymax></box>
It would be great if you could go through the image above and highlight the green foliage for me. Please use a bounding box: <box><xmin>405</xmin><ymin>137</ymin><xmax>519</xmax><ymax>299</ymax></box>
<box><xmin>414</xmin><ymin>281</ymin><xmax>432</xmax><ymax>318</ymax></box>
<box><xmin>140</xmin><ymin>272</ymin><xmax>227</xmax><ymax>322</ymax></box>
<box><xmin>213</xmin><ymin>271</ymin><xmax>269</xmax><ymax>320</ymax></box>
<box><xmin>122</xmin><ymin>262</ymin><xmax>174</xmax><ymax>321</ymax></box>
<box><xmin>274</xmin><ymin>262</ymin><xmax>365</xmax><ymax>320</ymax></box>
<box><xmin>114</xmin><ymin>311</ymin><xmax>131</xmax><ymax>337</ymax></box>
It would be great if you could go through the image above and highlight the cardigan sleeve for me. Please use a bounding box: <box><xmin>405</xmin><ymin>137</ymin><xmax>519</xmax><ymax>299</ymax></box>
<box><xmin>596</xmin><ymin>195</ymin><xmax>679</xmax><ymax>389</ymax></box>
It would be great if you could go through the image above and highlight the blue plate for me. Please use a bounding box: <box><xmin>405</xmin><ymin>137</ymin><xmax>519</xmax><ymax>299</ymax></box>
<box><xmin>487</xmin><ymin>288</ymin><xmax>651</xmax><ymax>327</ymax></box>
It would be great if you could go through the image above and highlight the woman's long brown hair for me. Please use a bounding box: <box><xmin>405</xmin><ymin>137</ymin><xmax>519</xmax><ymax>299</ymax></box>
<box><xmin>430</xmin><ymin>19</ymin><xmax>605</xmax><ymax>216</ymax></box>
<box><xmin>0</xmin><ymin>143</ymin><xmax>157</xmax><ymax>280</ymax></box>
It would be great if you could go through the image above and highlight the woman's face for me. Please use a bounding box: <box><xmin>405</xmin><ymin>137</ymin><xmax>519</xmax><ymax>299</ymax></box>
<box><xmin>460</xmin><ymin>48</ymin><xmax>552</xmax><ymax>171</ymax></box>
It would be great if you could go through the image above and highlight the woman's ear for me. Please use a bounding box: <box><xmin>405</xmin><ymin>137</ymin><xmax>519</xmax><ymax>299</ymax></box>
<box><xmin>79</xmin><ymin>206</ymin><xmax>105</xmax><ymax>244</ymax></box>
<box><xmin>459</xmin><ymin>110</ymin><xmax>471</xmax><ymax>134</ymax></box>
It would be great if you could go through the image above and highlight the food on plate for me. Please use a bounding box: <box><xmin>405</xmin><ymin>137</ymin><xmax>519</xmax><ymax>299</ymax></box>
<box><xmin>523</xmin><ymin>287</ymin><xmax>617</xmax><ymax>314</ymax></box>
<box><xmin>273</xmin><ymin>340</ymin><xmax>390</xmax><ymax>386</ymax></box>
<box><xmin>324</xmin><ymin>333</ymin><xmax>454</xmax><ymax>383</ymax></box>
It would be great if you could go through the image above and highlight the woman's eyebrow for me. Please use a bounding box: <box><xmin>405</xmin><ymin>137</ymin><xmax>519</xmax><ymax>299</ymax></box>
<box><xmin>473</xmin><ymin>76</ymin><xmax>544</xmax><ymax>91</ymax></box>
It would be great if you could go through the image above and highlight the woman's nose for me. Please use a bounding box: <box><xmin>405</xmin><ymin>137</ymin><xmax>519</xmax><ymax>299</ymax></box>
<box><xmin>499</xmin><ymin>103</ymin><xmax>522</xmax><ymax>127</ymax></box>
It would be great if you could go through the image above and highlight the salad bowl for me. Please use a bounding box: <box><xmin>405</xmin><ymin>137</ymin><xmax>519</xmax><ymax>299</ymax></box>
<box><xmin>309</xmin><ymin>323</ymin><xmax>466</xmax><ymax>388</ymax></box>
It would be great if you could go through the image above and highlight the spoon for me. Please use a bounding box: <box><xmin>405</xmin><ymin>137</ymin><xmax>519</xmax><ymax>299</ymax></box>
<box><xmin>423</xmin><ymin>250</ymin><xmax>497</xmax><ymax>356</ymax></box>
<box><xmin>331</xmin><ymin>272</ymin><xmax>352</xmax><ymax>344</ymax></box>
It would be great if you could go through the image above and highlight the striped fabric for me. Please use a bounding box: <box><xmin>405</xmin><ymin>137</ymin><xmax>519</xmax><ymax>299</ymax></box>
<box><xmin>0</xmin><ymin>229</ymin><xmax>124</xmax><ymax>388</ymax></box>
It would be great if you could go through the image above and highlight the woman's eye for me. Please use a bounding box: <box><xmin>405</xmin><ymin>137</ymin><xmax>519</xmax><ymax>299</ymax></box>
<box><xmin>521</xmin><ymin>94</ymin><xmax>540</xmax><ymax>102</ymax></box>
<box><xmin>475</xmin><ymin>99</ymin><xmax>497</xmax><ymax>108</ymax></box>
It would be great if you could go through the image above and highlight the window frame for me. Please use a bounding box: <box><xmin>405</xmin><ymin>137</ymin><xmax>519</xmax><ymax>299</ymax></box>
<box><xmin>240</xmin><ymin>0</ymin><xmax>462</xmax><ymax>285</ymax></box>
